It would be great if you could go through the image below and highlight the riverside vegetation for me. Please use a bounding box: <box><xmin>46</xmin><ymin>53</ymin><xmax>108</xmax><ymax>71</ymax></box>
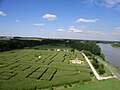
<box><xmin>112</xmin><ymin>43</ymin><xmax>120</xmax><ymax>48</ymax></box>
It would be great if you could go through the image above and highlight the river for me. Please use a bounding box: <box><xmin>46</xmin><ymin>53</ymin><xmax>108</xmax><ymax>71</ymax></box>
<box><xmin>98</xmin><ymin>43</ymin><xmax>120</xmax><ymax>70</ymax></box>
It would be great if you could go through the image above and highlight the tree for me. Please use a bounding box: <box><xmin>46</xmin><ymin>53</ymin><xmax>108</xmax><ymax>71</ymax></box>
<box><xmin>98</xmin><ymin>67</ymin><xmax>105</xmax><ymax>74</ymax></box>
<box><xmin>83</xmin><ymin>50</ymin><xmax>92</xmax><ymax>56</ymax></box>
<box><xmin>100</xmin><ymin>53</ymin><xmax>105</xmax><ymax>60</ymax></box>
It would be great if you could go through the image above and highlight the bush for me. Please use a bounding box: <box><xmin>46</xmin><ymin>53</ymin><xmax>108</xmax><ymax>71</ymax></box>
<box><xmin>99</xmin><ymin>63</ymin><xmax>104</xmax><ymax>69</ymax></box>
<box><xmin>100</xmin><ymin>53</ymin><xmax>105</xmax><ymax>60</ymax></box>
<box><xmin>79</xmin><ymin>80</ymin><xmax>84</xmax><ymax>85</ymax></box>
<box><xmin>98</xmin><ymin>67</ymin><xmax>105</xmax><ymax>74</ymax></box>
<box><xmin>34</xmin><ymin>48</ymin><xmax>39</xmax><ymax>50</ymax></box>
<box><xmin>71</xmin><ymin>49</ymin><xmax>75</xmax><ymax>52</ymax></box>
<box><xmin>92</xmin><ymin>56</ymin><xmax>98</xmax><ymax>62</ymax></box>
<box><xmin>92</xmin><ymin>61</ymin><xmax>99</xmax><ymax>69</ymax></box>
<box><xmin>84</xmin><ymin>50</ymin><xmax>92</xmax><ymax>56</ymax></box>
<box><xmin>64</xmin><ymin>85</ymin><xmax>67</xmax><ymax>88</ymax></box>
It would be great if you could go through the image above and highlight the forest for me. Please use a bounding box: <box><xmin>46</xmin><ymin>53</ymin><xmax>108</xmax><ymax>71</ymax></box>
<box><xmin>0</xmin><ymin>39</ymin><xmax>101</xmax><ymax>55</ymax></box>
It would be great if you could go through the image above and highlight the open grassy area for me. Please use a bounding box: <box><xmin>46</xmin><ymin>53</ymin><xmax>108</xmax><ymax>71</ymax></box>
<box><xmin>68</xmin><ymin>78</ymin><xmax>120</xmax><ymax>90</ymax></box>
<box><xmin>0</xmin><ymin>47</ymin><xmax>91</xmax><ymax>90</ymax></box>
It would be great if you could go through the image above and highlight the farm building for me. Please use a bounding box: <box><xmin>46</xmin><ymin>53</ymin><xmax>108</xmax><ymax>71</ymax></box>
<box><xmin>70</xmin><ymin>58</ymin><xmax>84</xmax><ymax>64</ymax></box>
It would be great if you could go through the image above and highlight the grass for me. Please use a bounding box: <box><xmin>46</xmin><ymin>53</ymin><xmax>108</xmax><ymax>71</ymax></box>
<box><xmin>67</xmin><ymin>55</ymin><xmax>120</xmax><ymax>90</ymax></box>
<box><xmin>0</xmin><ymin>46</ymin><xmax>91</xmax><ymax>90</ymax></box>
<box><xmin>68</xmin><ymin>78</ymin><xmax>120</xmax><ymax>90</ymax></box>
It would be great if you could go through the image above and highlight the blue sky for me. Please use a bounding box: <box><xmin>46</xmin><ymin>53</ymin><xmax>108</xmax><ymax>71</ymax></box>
<box><xmin>0</xmin><ymin>0</ymin><xmax>120</xmax><ymax>41</ymax></box>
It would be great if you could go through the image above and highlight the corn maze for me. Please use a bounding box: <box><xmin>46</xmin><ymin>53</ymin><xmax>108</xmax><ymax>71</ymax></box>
<box><xmin>0</xmin><ymin>48</ymin><xmax>92</xmax><ymax>90</ymax></box>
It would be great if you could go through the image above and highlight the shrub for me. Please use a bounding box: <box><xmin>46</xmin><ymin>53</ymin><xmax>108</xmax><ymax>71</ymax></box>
<box><xmin>71</xmin><ymin>49</ymin><xmax>75</xmax><ymax>52</ymax></box>
<box><xmin>98</xmin><ymin>67</ymin><xmax>105</xmax><ymax>74</ymax></box>
<box><xmin>34</xmin><ymin>47</ymin><xmax>39</xmax><ymax>50</ymax></box>
<box><xmin>84</xmin><ymin>50</ymin><xmax>92</xmax><ymax>56</ymax></box>
<box><xmin>92</xmin><ymin>61</ymin><xmax>99</xmax><ymax>69</ymax></box>
<box><xmin>79</xmin><ymin>80</ymin><xmax>84</xmax><ymax>85</ymax></box>
<box><xmin>64</xmin><ymin>85</ymin><xmax>67</xmax><ymax>88</ymax></box>
<box><xmin>100</xmin><ymin>53</ymin><xmax>105</xmax><ymax>60</ymax></box>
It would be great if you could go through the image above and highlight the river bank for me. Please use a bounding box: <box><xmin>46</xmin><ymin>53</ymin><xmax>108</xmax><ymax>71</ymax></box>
<box><xmin>98</xmin><ymin>43</ymin><xmax>120</xmax><ymax>70</ymax></box>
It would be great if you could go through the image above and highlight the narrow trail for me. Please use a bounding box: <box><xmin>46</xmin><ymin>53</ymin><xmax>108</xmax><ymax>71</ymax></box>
<box><xmin>82</xmin><ymin>53</ymin><xmax>115</xmax><ymax>80</ymax></box>
<box><xmin>97</xmin><ymin>58</ymin><xmax>120</xmax><ymax>80</ymax></box>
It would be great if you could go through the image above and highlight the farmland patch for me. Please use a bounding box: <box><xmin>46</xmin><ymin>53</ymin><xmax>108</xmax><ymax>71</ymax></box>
<box><xmin>0</xmin><ymin>49</ymin><xmax>91</xmax><ymax>90</ymax></box>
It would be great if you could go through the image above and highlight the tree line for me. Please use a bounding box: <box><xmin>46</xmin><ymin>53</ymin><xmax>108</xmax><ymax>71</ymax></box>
<box><xmin>112</xmin><ymin>43</ymin><xmax>120</xmax><ymax>47</ymax></box>
<box><xmin>69</xmin><ymin>41</ymin><xmax>101</xmax><ymax>55</ymax></box>
<box><xmin>0</xmin><ymin>39</ymin><xmax>67</xmax><ymax>52</ymax></box>
<box><xmin>0</xmin><ymin>39</ymin><xmax>101</xmax><ymax>56</ymax></box>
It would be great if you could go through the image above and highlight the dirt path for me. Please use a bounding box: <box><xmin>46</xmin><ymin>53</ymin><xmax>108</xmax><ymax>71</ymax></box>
<box><xmin>82</xmin><ymin>53</ymin><xmax>115</xmax><ymax>80</ymax></box>
<box><xmin>97</xmin><ymin>58</ymin><xmax>120</xmax><ymax>80</ymax></box>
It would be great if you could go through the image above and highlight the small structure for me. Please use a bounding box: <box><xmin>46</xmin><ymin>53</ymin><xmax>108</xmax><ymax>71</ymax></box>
<box><xmin>57</xmin><ymin>49</ymin><xmax>60</xmax><ymax>51</ymax></box>
<box><xmin>64</xmin><ymin>49</ymin><xmax>68</xmax><ymax>53</ymax></box>
<box><xmin>38</xmin><ymin>56</ymin><xmax>41</xmax><ymax>59</ymax></box>
<box><xmin>70</xmin><ymin>58</ymin><xmax>84</xmax><ymax>64</ymax></box>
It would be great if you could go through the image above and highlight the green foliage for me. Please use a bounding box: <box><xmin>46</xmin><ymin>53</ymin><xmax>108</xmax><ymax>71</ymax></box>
<box><xmin>64</xmin><ymin>85</ymin><xmax>67</xmax><ymax>88</ymax></box>
<box><xmin>0</xmin><ymin>39</ymin><xmax>42</xmax><ymax>52</ymax></box>
<box><xmin>100</xmin><ymin>53</ymin><xmax>105</xmax><ymax>60</ymax></box>
<box><xmin>79</xmin><ymin>80</ymin><xmax>84</xmax><ymax>85</ymax></box>
<box><xmin>98</xmin><ymin>68</ymin><xmax>105</xmax><ymax>74</ymax></box>
<box><xmin>71</xmin><ymin>49</ymin><xmax>75</xmax><ymax>52</ymax></box>
<box><xmin>98</xmin><ymin>63</ymin><xmax>105</xmax><ymax>74</ymax></box>
<box><xmin>0</xmin><ymin>39</ymin><xmax>70</xmax><ymax>52</ymax></box>
<box><xmin>84</xmin><ymin>50</ymin><xmax>92</xmax><ymax>56</ymax></box>
<box><xmin>70</xmin><ymin>41</ymin><xmax>101</xmax><ymax>55</ymax></box>
<box><xmin>92</xmin><ymin>56</ymin><xmax>98</xmax><ymax>63</ymax></box>
<box><xmin>92</xmin><ymin>60</ymin><xmax>99</xmax><ymax>69</ymax></box>
<box><xmin>99</xmin><ymin>63</ymin><xmax>104</xmax><ymax>69</ymax></box>
<box><xmin>52</xmin><ymin>73</ymin><xmax>91</xmax><ymax>86</ymax></box>
<box><xmin>91</xmin><ymin>56</ymin><xmax>105</xmax><ymax>74</ymax></box>
<box><xmin>0</xmin><ymin>48</ymin><xmax>91</xmax><ymax>90</ymax></box>
<box><xmin>112</xmin><ymin>43</ymin><xmax>120</xmax><ymax>47</ymax></box>
<box><xmin>68</xmin><ymin>79</ymin><xmax>120</xmax><ymax>90</ymax></box>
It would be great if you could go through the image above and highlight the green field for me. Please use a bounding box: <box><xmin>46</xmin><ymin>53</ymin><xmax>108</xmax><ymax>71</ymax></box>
<box><xmin>68</xmin><ymin>78</ymin><xmax>120</xmax><ymax>90</ymax></box>
<box><xmin>0</xmin><ymin>47</ymin><xmax>91</xmax><ymax>90</ymax></box>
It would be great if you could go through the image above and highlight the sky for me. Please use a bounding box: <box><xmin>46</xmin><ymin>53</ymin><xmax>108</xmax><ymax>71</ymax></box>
<box><xmin>0</xmin><ymin>0</ymin><xmax>120</xmax><ymax>41</ymax></box>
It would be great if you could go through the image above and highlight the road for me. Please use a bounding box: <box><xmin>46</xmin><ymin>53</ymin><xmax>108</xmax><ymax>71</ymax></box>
<box><xmin>97</xmin><ymin>58</ymin><xmax>120</xmax><ymax>80</ymax></box>
<box><xmin>82</xmin><ymin>53</ymin><xmax>115</xmax><ymax>80</ymax></box>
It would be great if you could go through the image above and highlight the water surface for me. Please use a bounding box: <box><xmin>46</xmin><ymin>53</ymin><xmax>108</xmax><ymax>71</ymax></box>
<box><xmin>98</xmin><ymin>43</ymin><xmax>120</xmax><ymax>70</ymax></box>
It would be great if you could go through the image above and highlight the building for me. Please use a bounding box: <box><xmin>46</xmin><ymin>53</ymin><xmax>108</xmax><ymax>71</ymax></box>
<box><xmin>70</xmin><ymin>58</ymin><xmax>84</xmax><ymax>64</ymax></box>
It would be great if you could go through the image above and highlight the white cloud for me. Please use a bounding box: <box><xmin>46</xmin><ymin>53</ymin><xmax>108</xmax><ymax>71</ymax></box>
<box><xmin>42</xmin><ymin>14</ymin><xmax>57</xmax><ymax>21</ymax></box>
<box><xmin>57</xmin><ymin>28</ymin><xmax>65</xmax><ymax>32</ymax></box>
<box><xmin>68</xmin><ymin>26</ymin><xmax>83</xmax><ymax>33</ymax></box>
<box><xmin>73</xmin><ymin>30</ymin><xmax>83</xmax><ymax>33</ymax></box>
<box><xmin>85</xmin><ymin>0</ymin><xmax>120</xmax><ymax>11</ymax></box>
<box><xmin>16</xmin><ymin>20</ymin><xmax>19</xmax><ymax>22</ymax></box>
<box><xmin>0</xmin><ymin>11</ymin><xmax>6</xmax><ymax>16</ymax></box>
<box><xmin>87</xmin><ymin>30</ymin><xmax>104</xmax><ymax>34</ymax></box>
<box><xmin>76</xmin><ymin>18</ymin><xmax>99</xmax><ymax>23</ymax></box>
<box><xmin>39</xmin><ymin>30</ymin><xmax>45</xmax><ymax>32</ymax></box>
<box><xmin>115</xmin><ymin>27</ymin><xmax>120</xmax><ymax>30</ymax></box>
<box><xmin>33</xmin><ymin>23</ymin><xmax>45</xmax><ymax>27</ymax></box>
<box><xmin>113</xmin><ymin>27</ymin><xmax>120</xmax><ymax>33</ymax></box>
<box><xmin>105</xmin><ymin>0</ymin><xmax>120</xmax><ymax>6</ymax></box>
<box><xmin>34</xmin><ymin>26</ymin><xmax>120</xmax><ymax>41</ymax></box>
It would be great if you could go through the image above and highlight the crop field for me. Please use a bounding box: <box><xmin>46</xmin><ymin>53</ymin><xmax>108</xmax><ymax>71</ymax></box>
<box><xmin>0</xmin><ymin>48</ymin><xmax>92</xmax><ymax>90</ymax></box>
